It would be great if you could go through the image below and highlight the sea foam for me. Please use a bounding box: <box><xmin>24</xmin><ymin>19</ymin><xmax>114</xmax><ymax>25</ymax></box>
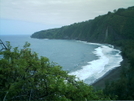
<box><xmin>69</xmin><ymin>42</ymin><xmax>123</xmax><ymax>84</ymax></box>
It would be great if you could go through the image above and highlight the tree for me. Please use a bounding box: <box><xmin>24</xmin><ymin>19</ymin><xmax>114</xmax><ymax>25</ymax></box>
<box><xmin>113</xmin><ymin>9</ymin><xmax>117</xmax><ymax>13</ymax></box>
<box><xmin>0</xmin><ymin>42</ymin><xmax>110</xmax><ymax>101</ymax></box>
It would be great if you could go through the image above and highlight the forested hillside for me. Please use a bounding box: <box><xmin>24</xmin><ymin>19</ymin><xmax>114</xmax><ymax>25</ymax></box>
<box><xmin>31</xmin><ymin>6</ymin><xmax>134</xmax><ymax>100</ymax></box>
<box><xmin>31</xmin><ymin>6</ymin><xmax>134</xmax><ymax>44</ymax></box>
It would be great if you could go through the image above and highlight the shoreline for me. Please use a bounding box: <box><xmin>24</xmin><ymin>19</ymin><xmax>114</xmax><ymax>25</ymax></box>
<box><xmin>91</xmin><ymin>65</ymin><xmax>122</xmax><ymax>89</ymax></box>
<box><xmin>69</xmin><ymin>41</ymin><xmax>123</xmax><ymax>85</ymax></box>
<box><xmin>91</xmin><ymin>45</ymin><xmax>123</xmax><ymax>89</ymax></box>
<box><xmin>30</xmin><ymin>38</ymin><xmax>123</xmax><ymax>89</ymax></box>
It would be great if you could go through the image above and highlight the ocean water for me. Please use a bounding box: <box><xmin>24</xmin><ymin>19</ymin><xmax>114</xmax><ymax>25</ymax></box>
<box><xmin>0</xmin><ymin>35</ymin><xmax>123</xmax><ymax>84</ymax></box>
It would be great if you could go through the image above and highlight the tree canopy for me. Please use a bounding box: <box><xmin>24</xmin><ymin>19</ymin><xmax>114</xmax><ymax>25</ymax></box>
<box><xmin>0</xmin><ymin>42</ymin><xmax>110</xmax><ymax>101</ymax></box>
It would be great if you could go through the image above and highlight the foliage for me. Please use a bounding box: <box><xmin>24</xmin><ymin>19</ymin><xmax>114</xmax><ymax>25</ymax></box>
<box><xmin>104</xmin><ymin>64</ymin><xmax>134</xmax><ymax>100</ymax></box>
<box><xmin>0</xmin><ymin>42</ymin><xmax>110</xmax><ymax>101</ymax></box>
<box><xmin>103</xmin><ymin>40</ymin><xmax>134</xmax><ymax>100</ymax></box>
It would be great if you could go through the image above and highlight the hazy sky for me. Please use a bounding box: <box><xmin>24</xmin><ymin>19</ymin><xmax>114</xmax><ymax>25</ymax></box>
<box><xmin>1</xmin><ymin>0</ymin><xmax>134</xmax><ymax>26</ymax></box>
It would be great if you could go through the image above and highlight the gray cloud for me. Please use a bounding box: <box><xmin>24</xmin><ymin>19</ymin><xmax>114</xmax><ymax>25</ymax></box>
<box><xmin>0</xmin><ymin>0</ymin><xmax>134</xmax><ymax>26</ymax></box>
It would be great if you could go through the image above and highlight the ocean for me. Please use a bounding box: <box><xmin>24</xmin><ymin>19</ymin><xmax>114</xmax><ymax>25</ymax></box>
<box><xmin>0</xmin><ymin>35</ymin><xmax>123</xmax><ymax>84</ymax></box>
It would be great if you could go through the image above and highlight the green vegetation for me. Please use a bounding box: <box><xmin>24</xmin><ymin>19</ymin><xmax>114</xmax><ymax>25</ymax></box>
<box><xmin>0</xmin><ymin>42</ymin><xmax>110</xmax><ymax>101</ymax></box>
<box><xmin>103</xmin><ymin>41</ymin><xmax>134</xmax><ymax>100</ymax></box>
<box><xmin>31</xmin><ymin>6</ymin><xmax>134</xmax><ymax>44</ymax></box>
<box><xmin>31</xmin><ymin>6</ymin><xmax>134</xmax><ymax>100</ymax></box>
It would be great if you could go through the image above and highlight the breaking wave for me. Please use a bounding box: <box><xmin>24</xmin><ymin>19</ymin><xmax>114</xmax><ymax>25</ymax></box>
<box><xmin>69</xmin><ymin>42</ymin><xmax>123</xmax><ymax>84</ymax></box>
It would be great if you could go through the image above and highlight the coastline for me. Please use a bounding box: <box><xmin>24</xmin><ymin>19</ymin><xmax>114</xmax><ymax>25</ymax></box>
<box><xmin>92</xmin><ymin>45</ymin><xmax>123</xmax><ymax>89</ymax></box>
<box><xmin>30</xmin><ymin>37</ymin><xmax>123</xmax><ymax>89</ymax></box>
<box><xmin>69</xmin><ymin>41</ymin><xmax>123</xmax><ymax>85</ymax></box>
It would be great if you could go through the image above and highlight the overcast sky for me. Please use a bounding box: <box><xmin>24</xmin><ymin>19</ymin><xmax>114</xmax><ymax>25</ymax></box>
<box><xmin>1</xmin><ymin>0</ymin><xmax>134</xmax><ymax>26</ymax></box>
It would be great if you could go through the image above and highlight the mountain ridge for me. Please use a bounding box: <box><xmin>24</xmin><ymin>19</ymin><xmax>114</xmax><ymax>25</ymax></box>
<box><xmin>31</xmin><ymin>6</ymin><xmax>134</xmax><ymax>46</ymax></box>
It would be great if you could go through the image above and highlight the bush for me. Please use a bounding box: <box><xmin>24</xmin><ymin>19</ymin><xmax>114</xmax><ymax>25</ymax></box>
<box><xmin>0</xmin><ymin>42</ymin><xmax>110</xmax><ymax>101</ymax></box>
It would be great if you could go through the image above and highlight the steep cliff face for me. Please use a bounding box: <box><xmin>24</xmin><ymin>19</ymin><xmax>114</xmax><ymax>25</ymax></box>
<box><xmin>31</xmin><ymin>6</ymin><xmax>134</xmax><ymax>45</ymax></box>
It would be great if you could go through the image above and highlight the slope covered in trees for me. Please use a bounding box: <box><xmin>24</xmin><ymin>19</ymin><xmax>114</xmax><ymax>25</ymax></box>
<box><xmin>31</xmin><ymin>6</ymin><xmax>134</xmax><ymax>100</ymax></box>
<box><xmin>31</xmin><ymin>6</ymin><xmax>134</xmax><ymax>45</ymax></box>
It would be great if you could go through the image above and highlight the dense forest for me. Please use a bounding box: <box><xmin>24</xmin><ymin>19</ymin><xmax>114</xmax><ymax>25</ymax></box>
<box><xmin>31</xmin><ymin>6</ymin><xmax>134</xmax><ymax>100</ymax></box>
<box><xmin>31</xmin><ymin>6</ymin><xmax>134</xmax><ymax>44</ymax></box>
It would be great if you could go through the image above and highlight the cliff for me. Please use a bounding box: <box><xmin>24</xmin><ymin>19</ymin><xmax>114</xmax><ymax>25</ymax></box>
<box><xmin>31</xmin><ymin>6</ymin><xmax>134</xmax><ymax>45</ymax></box>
